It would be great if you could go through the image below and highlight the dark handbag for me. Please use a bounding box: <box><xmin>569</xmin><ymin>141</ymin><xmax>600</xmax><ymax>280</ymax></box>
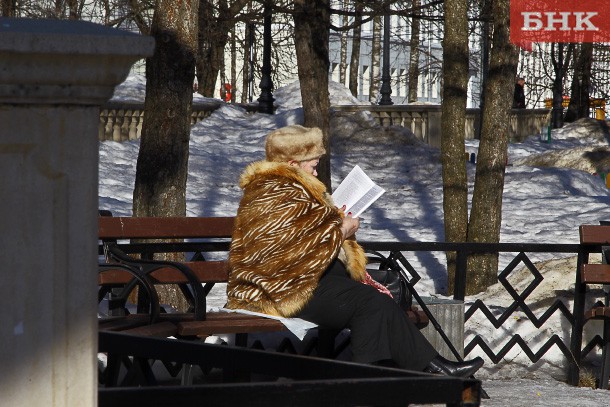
<box><xmin>366</xmin><ymin>251</ymin><xmax>413</xmax><ymax>311</ymax></box>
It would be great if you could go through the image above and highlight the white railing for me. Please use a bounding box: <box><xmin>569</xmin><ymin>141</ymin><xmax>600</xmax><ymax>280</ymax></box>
<box><xmin>331</xmin><ymin>105</ymin><xmax>552</xmax><ymax>147</ymax></box>
<box><xmin>99</xmin><ymin>100</ymin><xmax>222</xmax><ymax>141</ymax></box>
<box><xmin>99</xmin><ymin>102</ymin><xmax>551</xmax><ymax>146</ymax></box>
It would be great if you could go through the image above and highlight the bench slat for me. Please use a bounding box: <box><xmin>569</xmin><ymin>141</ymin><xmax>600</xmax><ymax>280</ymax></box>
<box><xmin>579</xmin><ymin>225</ymin><xmax>610</xmax><ymax>245</ymax></box>
<box><xmin>581</xmin><ymin>264</ymin><xmax>610</xmax><ymax>284</ymax></box>
<box><xmin>99</xmin><ymin>314</ymin><xmax>151</xmax><ymax>331</ymax></box>
<box><xmin>177</xmin><ymin>317</ymin><xmax>287</xmax><ymax>336</ymax></box>
<box><xmin>584</xmin><ymin>306</ymin><xmax>610</xmax><ymax>320</ymax></box>
<box><xmin>120</xmin><ymin>321</ymin><xmax>179</xmax><ymax>337</ymax></box>
<box><xmin>99</xmin><ymin>216</ymin><xmax>234</xmax><ymax>240</ymax></box>
<box><xmin>99</xmin><ymin>261</ymin><xmax>229</xmax><ymax>285</ymax></box>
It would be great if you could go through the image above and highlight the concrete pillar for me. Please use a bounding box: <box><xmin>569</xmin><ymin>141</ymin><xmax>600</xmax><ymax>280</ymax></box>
<box><xmin>0</xmin><ymin>18</ymin><xmax>153</xmax><ymax>407</ymax></box>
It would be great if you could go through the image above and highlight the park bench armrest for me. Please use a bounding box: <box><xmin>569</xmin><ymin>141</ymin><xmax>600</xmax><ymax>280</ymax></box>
<box><xmin>103</xmin><ymin>242</ymin><xmax>207</xmax><ymax>320</ymax></box>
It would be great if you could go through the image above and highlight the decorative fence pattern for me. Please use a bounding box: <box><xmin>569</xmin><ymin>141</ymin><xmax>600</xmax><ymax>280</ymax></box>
<box><xmin>361</xmin><ymin>241</ymin><xmax>605</xmax><ymax>381</ymax></box>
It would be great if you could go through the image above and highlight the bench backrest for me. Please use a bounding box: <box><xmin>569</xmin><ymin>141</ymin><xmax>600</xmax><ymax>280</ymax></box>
<box><xmin>579</xmin><ymin>225</ymin><xmax>610</xmax><ymax>245</ymax></box>
<box><xmin>99</xmin><ymin>216</ymin><xmax>235</xmax><ymax>284</ymax></box>
<box><xmin>578</xmin><ymin>225</ymin><xmax>610</xmax><ymax>285</ymax></box>
<box><xmin>99</xmin><ymin>216</ymin><xmax>235</xmax><ymax>240</ymax></box>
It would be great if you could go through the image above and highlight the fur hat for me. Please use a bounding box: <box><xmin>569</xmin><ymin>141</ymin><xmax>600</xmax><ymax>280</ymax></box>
<box><xmin>265</xmin><ymin>125</ymin><xmax>326</xmax><ymax>162</ymax></box>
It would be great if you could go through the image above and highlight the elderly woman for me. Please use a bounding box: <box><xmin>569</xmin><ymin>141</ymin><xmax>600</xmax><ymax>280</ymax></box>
<box><xmin>226</xmin><ymin>125</ymin><xmax>483</xmax><ymax>376</ymax></box>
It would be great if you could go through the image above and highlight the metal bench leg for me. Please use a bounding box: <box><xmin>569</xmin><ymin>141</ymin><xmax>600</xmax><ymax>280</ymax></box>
<box><xmin>599</xmin><ymin>316</ymin><xmax>610</xmax><ymax>389</ymax></box>
<box><xmin>181</xmin><ymin>363</ymin><xmax>194</xmax><ymax>385</ymax></box>
<box><xmin>568</xmin><ymin>251</ymin><xmax>588</xmax><ymax>386</ymax></box>
<box><xmin>223</xmin><ymin>333</ymin><xmax>250</xmax><ymax>382</ymax></box>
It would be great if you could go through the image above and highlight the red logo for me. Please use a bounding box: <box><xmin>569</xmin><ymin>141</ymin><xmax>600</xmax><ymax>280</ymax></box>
<box><xmin>511</xmin><ymin>0</ymin><xmax>610</xmax><ymax>45</ymax></box>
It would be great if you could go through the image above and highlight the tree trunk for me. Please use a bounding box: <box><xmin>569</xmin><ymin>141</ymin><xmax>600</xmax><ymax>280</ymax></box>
<box><xmin>441</xmin><ymin>0</ymin><xmax>469</xmax><ymax>294</ymax></box>
<box><xmin>196</xmin><ymin>0</ymin><xmax>249</xmax><ymax>98</ymax></box>
<box><xmin>0</xmin><ymin>0</ymin><xmax>16</xmax><ymax>16</ymax></box>
<box><xmin>338</xmin><ymin>0</ymin><xmax>349</xmax><ymax>85</ymax></box>
<box><xmin>127</xmin><ymin>0</ymin><xmax>151</xmax><ymax>35</ymax></box>
<box><xmin>466</xmin><ymin>0</ymin><xmax>518</xmax><ymax>294</ymax></box>
<box><xmin>132</xmin><ymin>0</ymin><xmax>199</xmax><ymax>311</ymax></box>
<box><xmin>565</xmin><ymin>43</ymin><xmax>593</xmax><ymax>123</ymax></box>
<box><xmin>348</xmin><ymin>2</ymin><xmax>363</xmax><ymax>97</ymax></box>
<box><xmin>67</xmin><ymin>0</ymin><xmax>79</xmax><ymax>19</ymax></box>
<box><xmin>196</xmin><ymin>0</ymin><xmax>224</xmax><ymax>97</ymax></box>
<box><xmin>293</xmin><ymin>0</ymin><xmax>332</xmax><ymax>190</ymax></box>
<box><xmin>550</xmin><ymin>43</ymin><xmax>573</xmax><ymax>129</ymax></box>
<box><xmin>369</xmin><ymin>15</ymin><xmax>381</xmax><ymax>102</ymax></box>
<box><xmin>407</xmin><ymin>0</ymin><xmax>421</xmax><ymax>103</ymax></box>
<box><xmin>242</xmin><ymin>21</ymin><xmax>253</xmax><ymax>103</ymax></box>
<box><xmin>230</xmin><ymin>27</ymin><xmax>236</xmax><ymax>103</ymax></box>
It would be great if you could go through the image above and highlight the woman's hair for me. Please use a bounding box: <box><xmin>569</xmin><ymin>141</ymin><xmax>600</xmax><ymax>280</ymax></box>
<box><xmin>265</xmin><ymin>125</ymin><xmax>325</xmax><ymax>162</ymax></box>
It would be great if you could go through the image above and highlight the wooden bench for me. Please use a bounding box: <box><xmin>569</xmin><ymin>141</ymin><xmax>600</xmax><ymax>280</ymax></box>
<box><xmin>569</xmin><ymin>224</ymin><xmax>610</xmax><ymax>389</ymax></box>
<box><xmin>98</xmin><ymin>215</ymin><xmax>428</xmax><ymax>348</ymax></box>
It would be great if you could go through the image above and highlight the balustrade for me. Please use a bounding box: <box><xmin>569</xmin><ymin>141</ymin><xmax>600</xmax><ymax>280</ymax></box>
<box><xmin>99</xmin><ymin>102</ymin><xmax>551</xmax><ymax>146</ymax></box>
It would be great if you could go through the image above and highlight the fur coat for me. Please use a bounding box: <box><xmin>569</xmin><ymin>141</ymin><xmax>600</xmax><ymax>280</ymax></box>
<box><xmin>226</xmin><ymin>161</ymin><xmax>367</xmax><ymax>317</ymax></box>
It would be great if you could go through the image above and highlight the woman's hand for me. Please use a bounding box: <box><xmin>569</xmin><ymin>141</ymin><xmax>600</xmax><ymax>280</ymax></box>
<box><xmin>340</xmin><ymin>213</ymin><xmax>360</xmax><ymax>239</ymax></box>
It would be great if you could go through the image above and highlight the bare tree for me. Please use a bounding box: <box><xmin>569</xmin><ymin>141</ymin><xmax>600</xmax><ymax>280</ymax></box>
<box><xmin>407</xmin><ymin>0</ymin><xmax>421</xmax><ymax>102</ymax></box>
<box><xmin>1</xmin><ymin>0</ymin><xmax>16</xmax><ymax>16</ymax></box>
<box><xmin>369</xmin><ymin>14</ymin><xmax>381</xmax><ymax>102</ymax></box>
<box><xmin>132</xmin><ymin>0</ymin><xmax>199</xmax><ymax>310</ymax></box>
<box><xmin>241</xmin><ymin>16</ymin><xmax>254</xmax><ymax>103</ymax></box>
<box><xmin>196</xmin><ymin>0</ymin><xmax>250</xmax><ymax>98</ymax></box>
<box><xmin>466</xmin><ymin>0</ymin><xmax>518</xmax><ymax>294</ymax></box>
<box><xmin>565</xmin><ymin>43</ymin><xmax>593</xmax><ymax>123</ymax></box>
<box><xmin>441</xmin><ymin>0</ymin><xmax>469</xmax><ymax>293</ymax></box>
<box><xmin>348</xmin><ymin>1</ymin><xmax>364</xmax><ymax>97</ymax></box>
<box><xmin>293</xmin><ymin>0</ymin><xmax>332</xmax><ymax>190</ymax></box>
<box><xmin>338</xmin><ymin>0</ymin><xmax>350</xmax><ymax>85</ymax></box>
<box><xmin>550</xmin><ymin>43</ymin><xmax>574</xmax><ymax>128</ymax></box>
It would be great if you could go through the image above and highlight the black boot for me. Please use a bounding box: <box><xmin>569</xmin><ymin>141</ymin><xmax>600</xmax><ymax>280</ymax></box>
<box><xmin>424</xmin><ymin>354</ymin><xmax>484</xmax><ymax>378</ymax></box>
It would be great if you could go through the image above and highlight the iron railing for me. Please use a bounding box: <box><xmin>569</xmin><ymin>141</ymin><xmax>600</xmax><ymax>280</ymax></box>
<box><xmin>361</xmin><ymin>241</ymin><xmax>606</xmax><ymax>382</ymax></box>
<box><xmin>101</xmin><ymin>239</ymin><xmax>607</xmax><ymax>381</ymax></box>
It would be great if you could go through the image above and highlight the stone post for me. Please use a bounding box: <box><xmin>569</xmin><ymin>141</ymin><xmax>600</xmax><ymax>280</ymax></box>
<box><xmin>0</xmin><ymin>18</ymin><xmax>153</xmax><ymax>407</ymax></box>
<box><xmin>420</xmin><ymin>297</ymin><xmax>465</xmax><ymax>361</ymax></box>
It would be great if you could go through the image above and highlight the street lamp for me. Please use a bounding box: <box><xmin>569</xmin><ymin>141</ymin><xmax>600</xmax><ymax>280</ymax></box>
<box><xmin>379</xmin><ymin>13</ymin><xmax>393</xmax><ymax>105</ymax></box>
<box><xmin>257</xmin><ymin>1</ymin><xmax>275</xmax><ymax>114</ymax></box>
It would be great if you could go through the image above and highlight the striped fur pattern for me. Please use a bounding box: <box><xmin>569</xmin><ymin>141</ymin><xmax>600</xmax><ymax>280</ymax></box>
<box><xmin>226</xmin><ymin>161</ymin><xmax>367</xmax><ymax>317</ymax></box>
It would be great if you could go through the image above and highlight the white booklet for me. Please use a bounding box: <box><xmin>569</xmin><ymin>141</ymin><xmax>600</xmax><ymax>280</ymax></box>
<box><xmin>332</xmin><ymin>165</ymin><xmax>385</xmax><ymax>217</ymax></box>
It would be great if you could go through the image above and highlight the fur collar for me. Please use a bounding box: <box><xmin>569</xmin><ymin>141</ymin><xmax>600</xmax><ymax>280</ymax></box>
<box><xmin>240</xmin><ymin>160</ymin><xmax>331</xmax><ymax>206</ymax></box>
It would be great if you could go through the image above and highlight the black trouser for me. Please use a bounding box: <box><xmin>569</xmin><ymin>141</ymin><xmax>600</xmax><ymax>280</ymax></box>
<box><xmin>296</xmin><ymin>260</ymin><xmax>437</xmax><ymax>371</ymax></box>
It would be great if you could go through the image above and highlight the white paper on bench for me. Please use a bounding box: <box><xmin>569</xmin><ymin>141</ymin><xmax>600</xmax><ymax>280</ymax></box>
<box><xmin>210</xmin><ymin>307</ymin><xmax>317</xmax><ymax>340</ymax></box>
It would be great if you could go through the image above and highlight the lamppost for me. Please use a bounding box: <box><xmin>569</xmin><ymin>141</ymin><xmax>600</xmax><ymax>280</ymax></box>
<box><xmin>379</xmin><ymin>13</ymin><xmax>393</xmax><ymax>105</ymax></box>
<box><xmin>257</xmin><ymin>1</ymin><xmax>274</xmax><ymax>114</ymax></box>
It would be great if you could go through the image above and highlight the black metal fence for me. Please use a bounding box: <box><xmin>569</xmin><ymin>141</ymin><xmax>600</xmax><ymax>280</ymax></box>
<box><xmin>361</xmin><ymin>241</ymin><xmax>604</xmax><ymax>381</ymax></box>
<box><xmin>102</xmin><ymin>238</ymin><xmax>607</xmax><ymax>384</ymax></box>
<box><xmin>99</xmin><ymin>331</ymin><xmax>482</xmax><ymax>407</ymax></box>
